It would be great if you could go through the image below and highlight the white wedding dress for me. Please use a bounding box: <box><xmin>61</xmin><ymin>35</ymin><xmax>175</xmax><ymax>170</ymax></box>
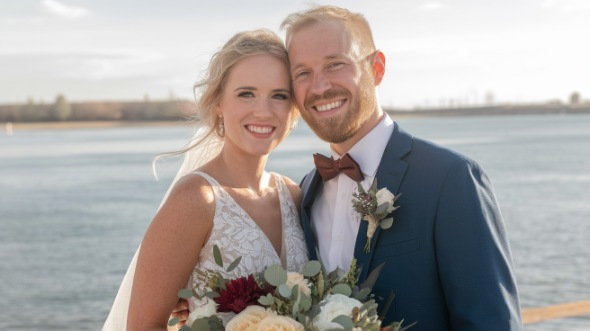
<box><xmin>102</xmin><ymin>167</ymin><xmax>308</xmax><ymax>330</ymax></box>
<box><xmin>185</xmin><ymin>171</ymin><xmax>309</xmax><ymax>313</ymax></box>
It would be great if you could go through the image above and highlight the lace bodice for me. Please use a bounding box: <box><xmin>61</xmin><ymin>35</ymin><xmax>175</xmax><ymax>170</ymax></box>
<box><xmin>186</xmin><ymin>171</ymin><xmax>308</xmax><ymax>313</ymax></box>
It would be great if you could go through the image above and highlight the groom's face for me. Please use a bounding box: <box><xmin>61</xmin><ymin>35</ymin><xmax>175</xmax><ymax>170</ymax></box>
<box><xmin>287</xmin><ymin>20</ymin><xmax>377</xmax><ymax>144</ymax></box>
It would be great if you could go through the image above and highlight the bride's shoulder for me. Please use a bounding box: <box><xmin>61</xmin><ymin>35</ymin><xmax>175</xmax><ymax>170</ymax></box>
<box><xmin>277</xmin><ymin>174</ymin><xmax>302</xmax><ymax>207</ymax></box>
<box><xmin>165</xmin><ymin>172</ymin><xmax>215</xmax><ymax>210</ymax></box>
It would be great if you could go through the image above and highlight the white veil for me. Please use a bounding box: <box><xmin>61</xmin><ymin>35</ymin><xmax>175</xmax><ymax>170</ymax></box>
<box><xmin>102</xmin><ymin>126</ymin><xmax>223</xmax><ymax>331</ymax></box>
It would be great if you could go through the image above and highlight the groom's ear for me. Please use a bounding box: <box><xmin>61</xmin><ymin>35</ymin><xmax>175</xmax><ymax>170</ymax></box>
<box><xmin>372</xmin><ymin>51</ymin><xmax>386</xmax><ymax>86</ymax></box>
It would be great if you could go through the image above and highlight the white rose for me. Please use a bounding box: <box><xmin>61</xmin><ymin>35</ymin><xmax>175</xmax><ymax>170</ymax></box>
<box><xmin>257</xmin><ymin>315</ymin><xmax>305</xmax><ymax>331</ymax></box>
<box><xmin>286</xmin><ymin>272</ymin><xmax>311</xmax><ymax>297</ymax></box>
<box><xmin>312</xmin><ymin>294</ymin><xmax>362</xmax><ymax>330</ymax></box>
<box><xmin>376</xmin><ymin>187</ymin><xmax>395</xmax><ymax>213</ymax></box>
<box><xmin>225</xmin><ymin>305</ymin><xmax>270</xmax><ymax>331</ymax></box>
<box><xmin>186</xmin><ymin>299</ymin><xmax>217</xmax><ymax>326</ymax></box>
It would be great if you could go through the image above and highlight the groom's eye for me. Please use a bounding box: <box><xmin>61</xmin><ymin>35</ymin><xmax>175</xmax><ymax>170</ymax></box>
<box><xmin>327</xmin><ymin>62</ymin><xmax>346</xmax><ymax>70</ymax></box>
<box><xmin>294</xmin><ymin>70</ymin><xmax>310</xmax><ymax>81</ymax></box>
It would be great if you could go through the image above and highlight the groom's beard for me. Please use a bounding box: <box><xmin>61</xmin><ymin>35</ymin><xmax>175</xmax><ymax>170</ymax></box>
<box><xmin>301</xmin><ymin>71</ymin><xmax>376</xmax><ymax>144</ymax></box>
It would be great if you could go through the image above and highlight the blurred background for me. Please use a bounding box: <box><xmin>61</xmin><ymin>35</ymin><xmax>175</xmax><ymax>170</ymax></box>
<box><xmin>1</xmin><ymin>1</ymin><xmax>589</xmax><ymax>330</ymax></box>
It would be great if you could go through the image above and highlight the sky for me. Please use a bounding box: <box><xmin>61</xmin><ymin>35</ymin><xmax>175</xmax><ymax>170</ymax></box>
<box><xmin>1</xmin><ymin>0</ymin><xmax>589</xmax><ymax>109</ymax></box>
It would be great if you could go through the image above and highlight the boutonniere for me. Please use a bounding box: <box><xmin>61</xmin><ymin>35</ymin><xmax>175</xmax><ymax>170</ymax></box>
<box><xmin>352</xmin><ymin>178</ymin><xmax>401</xmax><ymax>253</ymax></box>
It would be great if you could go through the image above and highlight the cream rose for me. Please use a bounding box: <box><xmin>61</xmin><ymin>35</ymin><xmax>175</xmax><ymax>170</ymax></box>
<box><xmin>257</xmin><ymin>315</ymin><xmax>305</xmax><ymax>331</ymax></box>
<box><xmin>312</xmin><ymin>294</ymin><xmax>362</xmax><ymax>330</ymax></box>
<box><xmin>225</xmin><ymin>305</ymin><xmax>270</xmax><ymax>331</ymax></box>
<box><xmin>286</xmin><ymin>272</ymin><xmax>311</xmax><ymax>297</ymax></box>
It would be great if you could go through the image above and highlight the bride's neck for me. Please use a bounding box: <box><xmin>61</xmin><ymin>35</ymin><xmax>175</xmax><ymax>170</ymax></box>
<box><xmin>207</xmin><ymin>149</ymin><xmax>269</xmax><ymax>193</ymax></box>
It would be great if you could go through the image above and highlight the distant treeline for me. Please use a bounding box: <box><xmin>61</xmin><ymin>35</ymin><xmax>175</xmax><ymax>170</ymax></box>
<box><xmin>2</xmin><ymin>93</ymin><xmax>589</xmax><ymax>123</ymax></box>
<box><xmin>0</xmin><ymin>95</ymin><xmax>196</xmax><ymax>123</ymax></box>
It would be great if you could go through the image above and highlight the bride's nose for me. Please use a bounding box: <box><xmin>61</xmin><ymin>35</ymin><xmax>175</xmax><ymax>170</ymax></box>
<box><xmin>252</xmin><ymin>99</ymin><xmax>273</xmax><ymax>118</ymax></box>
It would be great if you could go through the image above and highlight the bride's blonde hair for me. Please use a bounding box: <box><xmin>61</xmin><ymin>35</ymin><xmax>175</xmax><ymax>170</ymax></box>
<box><xmin>155</xmin><ymin>29</ymin><xmax>296</xmax><ymax>175</ymax></box>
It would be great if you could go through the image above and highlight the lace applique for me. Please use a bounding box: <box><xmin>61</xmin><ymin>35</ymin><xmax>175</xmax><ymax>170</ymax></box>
<box><xmin>185</xmin><ymin>171</ymin><xmax>308</xmax><ymax>312</ymax></box>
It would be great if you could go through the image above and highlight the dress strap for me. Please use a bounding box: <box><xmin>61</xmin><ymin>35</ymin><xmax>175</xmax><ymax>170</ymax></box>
<box><xmin>189</xmin><ymin>170</ymin><xmax>223</xmax><ymax>195</ymax></box>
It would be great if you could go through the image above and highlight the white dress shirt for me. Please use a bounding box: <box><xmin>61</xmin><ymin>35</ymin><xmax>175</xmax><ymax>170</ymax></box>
<box><xmin>311</xmin><ymin>114</ymin><xmax>394</xmax><ymax>273</ymax></box>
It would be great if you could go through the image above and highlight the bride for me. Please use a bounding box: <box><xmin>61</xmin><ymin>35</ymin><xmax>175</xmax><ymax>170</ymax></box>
<box><xmin>102</xmin><ymin>29</ymin><xmax>308</xmax><ymax>330</ymax></box>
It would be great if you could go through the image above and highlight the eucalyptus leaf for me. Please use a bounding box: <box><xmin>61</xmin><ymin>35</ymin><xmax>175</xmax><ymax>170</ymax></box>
<box><xmin>190</xmin><ymin>318</ymin><xmax>210</xmax><ymax>331</ymax></box>
<box><xmin>264</xmin><ymin>265</ymin><xmax>287</xmax><ymax>286</ymax></box>
<box><xmin>303</xmin><ymin>260</ymin><xmax>322</xmax><ymax>277</ymax></box>
<box><xmin>213</xmin><ymin>245</ymin><xmax>223</xmax><ymax>267</ymax></box>
<box><xmin>204</xmin><ymin>291</ymin><xmax>219</xmax><ymax>299</ymax></box>
<box><xmin>179</xmin><ymin>326</ymin><xmax>192</xmax><ymax>331</ymax></box>
<box><xmin>226</xmin><ymin>256</ymin><xmax>242</xmax><ymax>273</ymax></box>
<box><xmin>278</xmin><ymin>283</ymin><xmax>292</xmax><ymax>298</ymax></box>
<box><xmin>178</xmin><ymin>288</ymin><xmax>193</xmax><ymax>299</ymax></box>
<box><xmin>380</xmin><ymin>217</ymin><xmax>394</xmax><ymax>229</ymax></box>
<box><xmin>292</xmin><ymin>300</ymin><xmax>300</xmax><ymax>315</ymax></box>
<box><xmin>300</xmin><ymin>297</ymin><xmax>312</xmax><ymax>311</ymax></box>
<box><xmin>370</xmin><ymin>178</ymin><xmax>378</xmax><ymax>191</ymax></box>
<box><xmin>258</xmin><ymin>293</ymin><xmax>275</xmax><ymax>306</ymax></box>
<box><xmin>375</xmin><ymin>203</ymin><xmax>388</xmax><ymax>215</ymax></box>
<box><xmin>331</xmin><ymin>283</ymin><xmax>352</xmax><ymax>296</ymax></box>
<box><xmin>332</xmin><ymin>315</ymin><xmax>354</xmax><ymax>328</ymax></box>
<box><xmin>168</xmin><ymin>317</ymin><xmax>179</xmax><ymax>327</ymax></box>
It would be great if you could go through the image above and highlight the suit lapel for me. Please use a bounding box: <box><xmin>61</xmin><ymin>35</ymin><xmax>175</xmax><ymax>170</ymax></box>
<box><xmin>300</xmin><ymin>170</ymin><xmax>322</xmax><ymax>261</ymax></box>
<box><xmin>354</xmin><ymin>122</ymin><xmax>412</xmax><ymax>281</ymax></box>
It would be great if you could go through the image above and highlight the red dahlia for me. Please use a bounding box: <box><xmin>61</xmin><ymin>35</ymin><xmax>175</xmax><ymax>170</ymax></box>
<box><xmin>213</xmin><ymin>274</ymin><xmax>273</xmax><ymax>314</ymax></box>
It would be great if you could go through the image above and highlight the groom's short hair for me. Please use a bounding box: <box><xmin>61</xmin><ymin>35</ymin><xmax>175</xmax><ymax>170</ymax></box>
<box><xmin>280</xmin><ymin>5</ymin><xmax>377</xmax><ymax>57</ymax></box>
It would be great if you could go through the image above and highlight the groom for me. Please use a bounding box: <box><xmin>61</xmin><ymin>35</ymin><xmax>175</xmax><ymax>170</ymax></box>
<box><xmin>282</xmin><ymin>5</ymin><xmax>522</xmax><ymax>330</ymax></box>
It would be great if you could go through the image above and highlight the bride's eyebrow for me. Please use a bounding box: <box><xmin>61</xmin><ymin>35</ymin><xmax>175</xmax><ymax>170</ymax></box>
<box><xmin>273</xmin><ymin>88</ymin><xmax>291</xmax><ymax>94</ymax></box>
<box><xmin>234</xmin><ymin>86</ymin><xmax>256</xmax><ymax>91</ymax></box>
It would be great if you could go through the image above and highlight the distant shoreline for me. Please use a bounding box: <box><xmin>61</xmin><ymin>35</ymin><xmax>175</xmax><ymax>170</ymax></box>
<box><xmin>5</xmin><ymin>104</ymin><xmax>589</xmax><ymax>131</ymax></box>
<box><xmin>7</xmin><ymin>120</ymin><xmax>191</xmax><ymax>131</ymax></box>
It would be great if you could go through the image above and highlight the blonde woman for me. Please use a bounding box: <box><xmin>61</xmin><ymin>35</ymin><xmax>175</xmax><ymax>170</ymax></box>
<box><xmin>102</xmin><ymin>29</ymin><xmax>308</xmax><ymax>331</ymax></box>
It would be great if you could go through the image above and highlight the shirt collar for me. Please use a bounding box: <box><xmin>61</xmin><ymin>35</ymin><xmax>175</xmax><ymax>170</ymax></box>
<box><xmin>331</xmin><ymin>114</ymin><xmax>394</xmax><ymax>178</ymax></box>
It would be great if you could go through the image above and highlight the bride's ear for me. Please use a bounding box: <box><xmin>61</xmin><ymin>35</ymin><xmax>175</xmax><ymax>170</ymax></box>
<box><xmin>215</xmin><ymin>104</ymin><xmax>223</xmax><ymax>118</ymax></box>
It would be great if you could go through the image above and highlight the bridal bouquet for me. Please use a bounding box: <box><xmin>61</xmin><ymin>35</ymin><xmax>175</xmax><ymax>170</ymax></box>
<box><xmin>171</xmin><ymin>245</ymin><xmax>408</xmax><ymax>331</ymax></box>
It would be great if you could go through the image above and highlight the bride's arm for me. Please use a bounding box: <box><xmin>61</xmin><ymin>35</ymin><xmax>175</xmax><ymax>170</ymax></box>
<box><xmin>127</xmin><ymin>174</ymin><xmax>214</xmax><ymax>331</ymax></box>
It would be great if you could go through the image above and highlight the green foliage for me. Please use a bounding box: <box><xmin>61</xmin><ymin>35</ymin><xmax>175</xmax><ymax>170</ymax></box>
<box><xmin>264</xmin><ymin>265</ymin><xmax>287</xmax><ymax>286</ymax></box>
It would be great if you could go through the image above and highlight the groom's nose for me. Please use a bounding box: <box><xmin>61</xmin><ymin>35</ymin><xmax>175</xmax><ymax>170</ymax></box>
<box><xmin>310</xmin><ymin>72</ymin><xmax>332</xmax><ymax>95</ymax></box>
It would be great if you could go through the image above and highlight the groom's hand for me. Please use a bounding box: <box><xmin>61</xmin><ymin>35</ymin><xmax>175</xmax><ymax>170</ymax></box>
<box><xmin>168</xmin><ymin>298</ymin><xmax>189</xmax><ymax>330</ymax></box>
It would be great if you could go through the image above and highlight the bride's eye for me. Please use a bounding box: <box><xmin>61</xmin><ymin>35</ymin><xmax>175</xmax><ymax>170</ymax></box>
<box><xmin>272</xmin><ymin>93</ymin><xmax>289</xmax><ymax>100</ymax></box>
<box><xmin>238</xmin><ymin>91</ymin><xmax>255</xmax><ymax>98</ymax></box>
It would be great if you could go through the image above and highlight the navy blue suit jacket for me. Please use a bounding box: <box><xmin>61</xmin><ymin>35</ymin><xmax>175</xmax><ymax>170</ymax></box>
<box><xmin>300</xmin><ymin>122</ymin><xmax>522</xmax><ymax>330</ymax></box>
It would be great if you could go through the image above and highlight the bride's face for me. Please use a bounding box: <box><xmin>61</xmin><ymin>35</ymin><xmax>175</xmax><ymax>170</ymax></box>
<box><xmin>216</xmin><ymin>53</ymin><xmax>295</xmax><ymax>157</ymax></box>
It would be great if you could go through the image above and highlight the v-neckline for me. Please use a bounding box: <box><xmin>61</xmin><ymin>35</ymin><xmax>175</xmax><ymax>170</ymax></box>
<box><xmin>215</xmin><ymin>173</ymin><xmax>285</xmax><ymax>263</ymax></box>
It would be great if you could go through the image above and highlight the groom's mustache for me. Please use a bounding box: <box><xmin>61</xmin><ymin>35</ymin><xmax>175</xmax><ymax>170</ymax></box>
<box><xmin>304</xmin><ymin>89</ymin><xmax>350</xmax><ymax>110</ymax></box>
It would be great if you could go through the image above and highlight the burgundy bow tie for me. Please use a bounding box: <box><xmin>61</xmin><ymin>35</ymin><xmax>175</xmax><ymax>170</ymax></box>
<box><xmin>313</xmin><ymin>153</ymin><xmax>365</xmax><ymax>182</ymax></box>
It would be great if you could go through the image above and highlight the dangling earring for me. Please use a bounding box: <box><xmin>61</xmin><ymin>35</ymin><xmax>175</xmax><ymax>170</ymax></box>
<box><xmin>218</xmin><ymin>116</ymin><xmax>224</xmax><ymax>136</ymax></box>
<box><xmin>290</xmin><ymin>119</ymin><xmax>298</xmax><ymax>131</ymax></box>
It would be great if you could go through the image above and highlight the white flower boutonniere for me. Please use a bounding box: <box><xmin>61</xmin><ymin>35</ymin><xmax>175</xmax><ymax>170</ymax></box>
<box><xmin>352</xmin><ymin>179</ymin><xmax>401</xmax><ymax>253</ymax></box>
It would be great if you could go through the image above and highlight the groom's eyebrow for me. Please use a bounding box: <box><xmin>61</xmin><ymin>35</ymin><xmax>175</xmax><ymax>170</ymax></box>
<box><xmin>290</xmin><ymin>54</ymin><xmax>349</xmax><ymax>71</ymax></box>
